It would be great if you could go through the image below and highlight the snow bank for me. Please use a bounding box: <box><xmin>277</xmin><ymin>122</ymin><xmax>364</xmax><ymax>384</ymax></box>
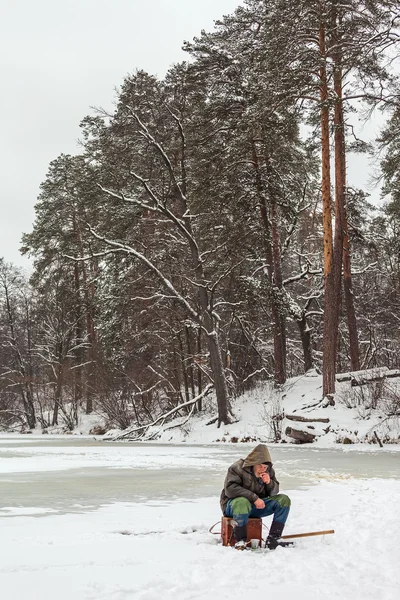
<box><xmin>112</xmin><ymin>369</ymin><xmax>400</xmax><ymax>447</ymax></box>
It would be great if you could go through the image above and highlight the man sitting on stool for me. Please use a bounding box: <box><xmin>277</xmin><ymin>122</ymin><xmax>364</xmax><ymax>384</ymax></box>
<box><xmin>220</xmin><ymin>444</ymin><xmax>291</xmax><ymax>549</ymax></box>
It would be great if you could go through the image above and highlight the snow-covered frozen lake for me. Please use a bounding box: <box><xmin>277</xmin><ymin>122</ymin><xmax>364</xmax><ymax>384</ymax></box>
<box><xmin>1</xmin><ymin>435</ymin><xmax>399</xmax><ymax>514</ymax></box>
<box><xmin>0</xmin><ymin>436</ymin><xmax>400</xmax><ymax>515</ymax></box>
<box><xmin>0</xmin><ymin>435</ymin><xmax>399</xmax><ymax>599</ymax></box>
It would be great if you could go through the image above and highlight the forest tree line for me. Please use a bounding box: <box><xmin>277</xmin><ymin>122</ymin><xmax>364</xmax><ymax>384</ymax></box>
<box><xmin>1</xmin><ymin>0</ymin><xmax>400</xmax><ymax>432</ymax></box>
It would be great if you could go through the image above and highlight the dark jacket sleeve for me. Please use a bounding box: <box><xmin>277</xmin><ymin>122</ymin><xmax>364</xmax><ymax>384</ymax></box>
<box><xmin>264</xmin><ymin>466</ymin><xmax>279</xmax><ymax>497</ymax></box>
<box><xmin>224</xmin><ymin>464</ymin><xmax>259</xmax><ymax>504</ymax></box>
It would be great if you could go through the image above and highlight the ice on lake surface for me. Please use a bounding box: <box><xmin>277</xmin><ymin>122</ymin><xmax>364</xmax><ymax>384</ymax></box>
<box><xmin>0</xmin><ymin>435</ymin><xmax>399</xmax><ymax>516</ymax></box>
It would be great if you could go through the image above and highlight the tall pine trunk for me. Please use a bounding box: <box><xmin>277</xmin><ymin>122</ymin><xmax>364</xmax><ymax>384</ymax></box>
<box><xmin>333</xmin><ymin>6</ymin><xmax>360</xmax><ymax>374</ymax></box>
<box><xmin>73</xmin><ymin>260</ymin><xmax>83</xmax><ymax>413</ymax></box>
<box><xmin>74</xmin><ymin>217</ymin><xmax>96</xmax><ymax>414</ymax></box>
<box><xmin>319</xmin><ymin>15</ymin><xmax>336</xmax><ymax>398</ymax></box>
<box><xmin>343</xmin><ymin>211</ymin><xmax>360</xmax><ymax>370</ymax></box>
<box><xmin>270</xmin><ymin>193</ymin><xmax>286</xmax><ymax>384</ymax></box>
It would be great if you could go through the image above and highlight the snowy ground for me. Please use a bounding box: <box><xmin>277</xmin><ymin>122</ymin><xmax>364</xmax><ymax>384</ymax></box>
<box><xmin>1</xmin><ymin>370</ymin><xmax>400</xmax><ymax>599</ymax></box>
<box><xmin>1</xmin><ymin>480</ymin><xmax>400</xmax><ymax>600</ymax></box>
<box><xmin>1</xmin><ymin>439</ymin><xmax>400</xmax><ymax>600</ymax></box>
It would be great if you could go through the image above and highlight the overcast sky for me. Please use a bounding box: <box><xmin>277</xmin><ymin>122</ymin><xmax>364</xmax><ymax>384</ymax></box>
<box><xmin>1</xmin><ymin>0</ymin><xmax>386</xmax><ymax>271</ymax></box>
<box><xmin>0</xmin><ymin>0</ymin><xmax>240</xmax><ymax>269</ymax></box>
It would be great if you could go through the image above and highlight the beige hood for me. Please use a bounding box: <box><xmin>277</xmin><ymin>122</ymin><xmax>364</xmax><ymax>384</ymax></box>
<box><xmin>242</xmin><ymin>444</ymin><xmax>272</xmax><ymax>467</ymax></box>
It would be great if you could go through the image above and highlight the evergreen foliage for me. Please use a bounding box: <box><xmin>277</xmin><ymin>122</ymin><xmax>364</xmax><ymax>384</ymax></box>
<box><xmin>1</xmin><ymin>0</ymin><xmax>399</xmax><ymax>431</ymax></box>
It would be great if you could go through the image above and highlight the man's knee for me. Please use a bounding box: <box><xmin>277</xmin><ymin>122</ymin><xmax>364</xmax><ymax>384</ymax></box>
<box><xmin>273</xmin><ymin>493</ymin><xmax>291</xmax><ymax>508</ymax></box>
<box><xmin>230</xmin><ymin>496</ymin><xmax>252</xmax><ymax>515</ymax></box>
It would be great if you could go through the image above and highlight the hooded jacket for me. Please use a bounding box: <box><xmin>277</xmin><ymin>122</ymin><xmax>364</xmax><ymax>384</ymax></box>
<box><xmin>220</xmin><ymin>444</ymin><xmax>279</xmax><ymax>513</ymax></box>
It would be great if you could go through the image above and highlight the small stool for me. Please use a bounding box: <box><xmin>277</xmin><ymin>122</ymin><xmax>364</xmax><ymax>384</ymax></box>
<box><xmin>221</xmin><ymin>516</ymin><xmax>262</xmax><ymax>547</ymax></box>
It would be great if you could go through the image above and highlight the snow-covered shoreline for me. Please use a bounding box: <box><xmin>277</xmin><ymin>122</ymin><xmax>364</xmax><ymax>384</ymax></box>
<box><xmin>1</xmin><ymin>429</ymin><xmax>400</xmax><ymax>452</ymax></box>
<box><xmin>2</xmin><ymin>370</ymin><xmax>400</xmax><ymax>450</ymax></box>
<box><xmin>99</xmin><ymin>370</ymin><xmax>400</xmax><ymax>447</ymax></box>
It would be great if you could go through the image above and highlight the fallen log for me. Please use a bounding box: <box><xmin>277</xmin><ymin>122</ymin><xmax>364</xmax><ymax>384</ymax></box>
<box><xmin>286</xmin><ymin>415</ymin><xmax>330</xmax><ymax>423</ymax></box>
<box><xmin>386</xmin><ymin>369</ymin><xmax>400</xmax><ymax>379</ymax></box>
<box><xmin>337</xmin><ymin>367</ymin><xmax>389</xmax><ymax>383</ymax></box>
<box><xmin>351</xmin><ymin>369</ymin><xmax>400</xmax><ymax>386</ymax></box>
<box><xmin>351</xmin><ymin>374</ymin><xmax>384</xmax><ymax>387</ymax></box>
<box><xmin>336</xmin><ymin>373</ymin><xmax>353</xmax><ymax>382</ymax></box>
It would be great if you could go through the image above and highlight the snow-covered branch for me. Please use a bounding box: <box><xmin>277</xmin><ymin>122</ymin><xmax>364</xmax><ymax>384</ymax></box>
<box><xmin>107</xmin><ymin>383</ymin><xmax>214</xmax><ymax>441</ymax></box>
<box><xmin>84</xmin><ymin>225</ymin><xmax>199</xmax><ymax>322</ymax></box>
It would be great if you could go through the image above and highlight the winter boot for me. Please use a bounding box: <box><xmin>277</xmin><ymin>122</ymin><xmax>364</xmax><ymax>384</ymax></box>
<box><xmin>233</xmin><ymin>524</ymin><xmax>248</xmax><ymax>550</ymax></box>
<box><xmin>265</xmin><ymin>520</ymin><xmax>294</xmax><ymax>550</ymax></box>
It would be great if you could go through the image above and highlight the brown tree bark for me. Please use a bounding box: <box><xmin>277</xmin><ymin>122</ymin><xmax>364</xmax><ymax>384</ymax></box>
<box><xmin>196</xmin><ymin>328</ymin><xmax>203</xmax><ymax>409</ymax></box>
<box><xmin>343</xmin><ymin>216</ymin><xmax>361</xmax><ymax>370</ymax></box>
<box><xmin>319</xmin><ymin>15</ymin><xmax>336</xmax><ymax>398</ymax></box>
<box><xmin>320</xmin><ymin>1</ymin><xmax>361</xmax><ymax>395</ymax></box>
<box><xmin>331</xmin><ymin>28</ymin><xmax>346</xmax><ymax>384</ymax></box>
<box><xmin>333</xmin><ymin>4</ymin><xmax>360</xmax><ymax>373</ymax></box>
<box><xmin>270</xmin><ymin>186</ymin><xmax>287</xmax><ymax>384</ymax></box>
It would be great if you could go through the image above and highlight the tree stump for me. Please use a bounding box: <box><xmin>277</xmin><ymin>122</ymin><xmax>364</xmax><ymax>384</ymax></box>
<box><xmin>285</xmin><ymin>426</ymin><xmax>316</xmax><ymax>443</ymax></box>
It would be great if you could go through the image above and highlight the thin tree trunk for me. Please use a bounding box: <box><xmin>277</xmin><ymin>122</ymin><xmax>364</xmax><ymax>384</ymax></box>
<box><xmin>73</xmin><ymin>259</ymin><xmax>83</xmax><ymax>412</ymax></box>
<box><xmin>319</xmin><ymin>13</ymin><xmax>336</xmax><ymax>398</ymax></box>
<box><xmin>4</xmin><ymin>285</ymin><xmax>36</xmax><ymax>428</ymax></box>
<box><xmin>52</xmin><ymin>362</ymin><xmax>63</xmax><ymax>426</ymax></box>
<box><xmin>332</xmin><ymin>7</ymin><xmax>345</xmax><ymax>365</ymax></box>
<box><xmin>24</xmin><ymin>298</ymin><xmax>36</xmax><ymax>427</ymax></box>
<box><xmin>333</xmin><ymin>5</ymin><xmax>360</xmax><ymax>373</ymax></box>
<box><xmin>178</xmin><ymin>332</ymin><xmax>190</xmax><ymax>405</ymax></box>
<box><xmin>270</xmin><ymin>187</ymin><xmax>286</xmax><ymax>384</ymax></box>
<box><xmin>185</xmin><ymin>325</ymin><xmax>196</xmax><ymax>400</ymax></box>
<box><xmin>296</xmin><ymin>315</ymin><xmax>313</xmax><ymax>372</ymax></box>
<box><xmin>343</xmin><ymin>223</ymin><xmax>360</xmax><ymax>370</ymax></box>
<box><xmin>171</xmin><ymin>342</ymin><xmax>182</xmax><ymax>405</ymax></box>
<box><xmin>207</xmin><ymin>328</ymin><xmax>232</xmax><ymax>426</ymax></box>
<box><xmin>196</xmin><ymin>328</ymin><xmax>203</xmax><ymax>409</ymax></box>
<box><xmin>76</xmin><ymin>222</ymin><xmax>95</xmax><ymax>414</ymax></box>
<box><xmin>252</xmin><ymin>140</ymin><xmax>286</xmax><ymax>385</ymax></box>
<box><xmin>198</xmin><ymin>285</ymin><xmax>232</xmax><ymax>426</ymax></box>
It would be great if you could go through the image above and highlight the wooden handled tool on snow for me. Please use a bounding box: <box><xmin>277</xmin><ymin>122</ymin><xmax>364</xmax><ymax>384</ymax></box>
<box><xmin>281</xmin><ymin>529</ymin><xmax>335</xmax><ymax>539</ymax></box>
